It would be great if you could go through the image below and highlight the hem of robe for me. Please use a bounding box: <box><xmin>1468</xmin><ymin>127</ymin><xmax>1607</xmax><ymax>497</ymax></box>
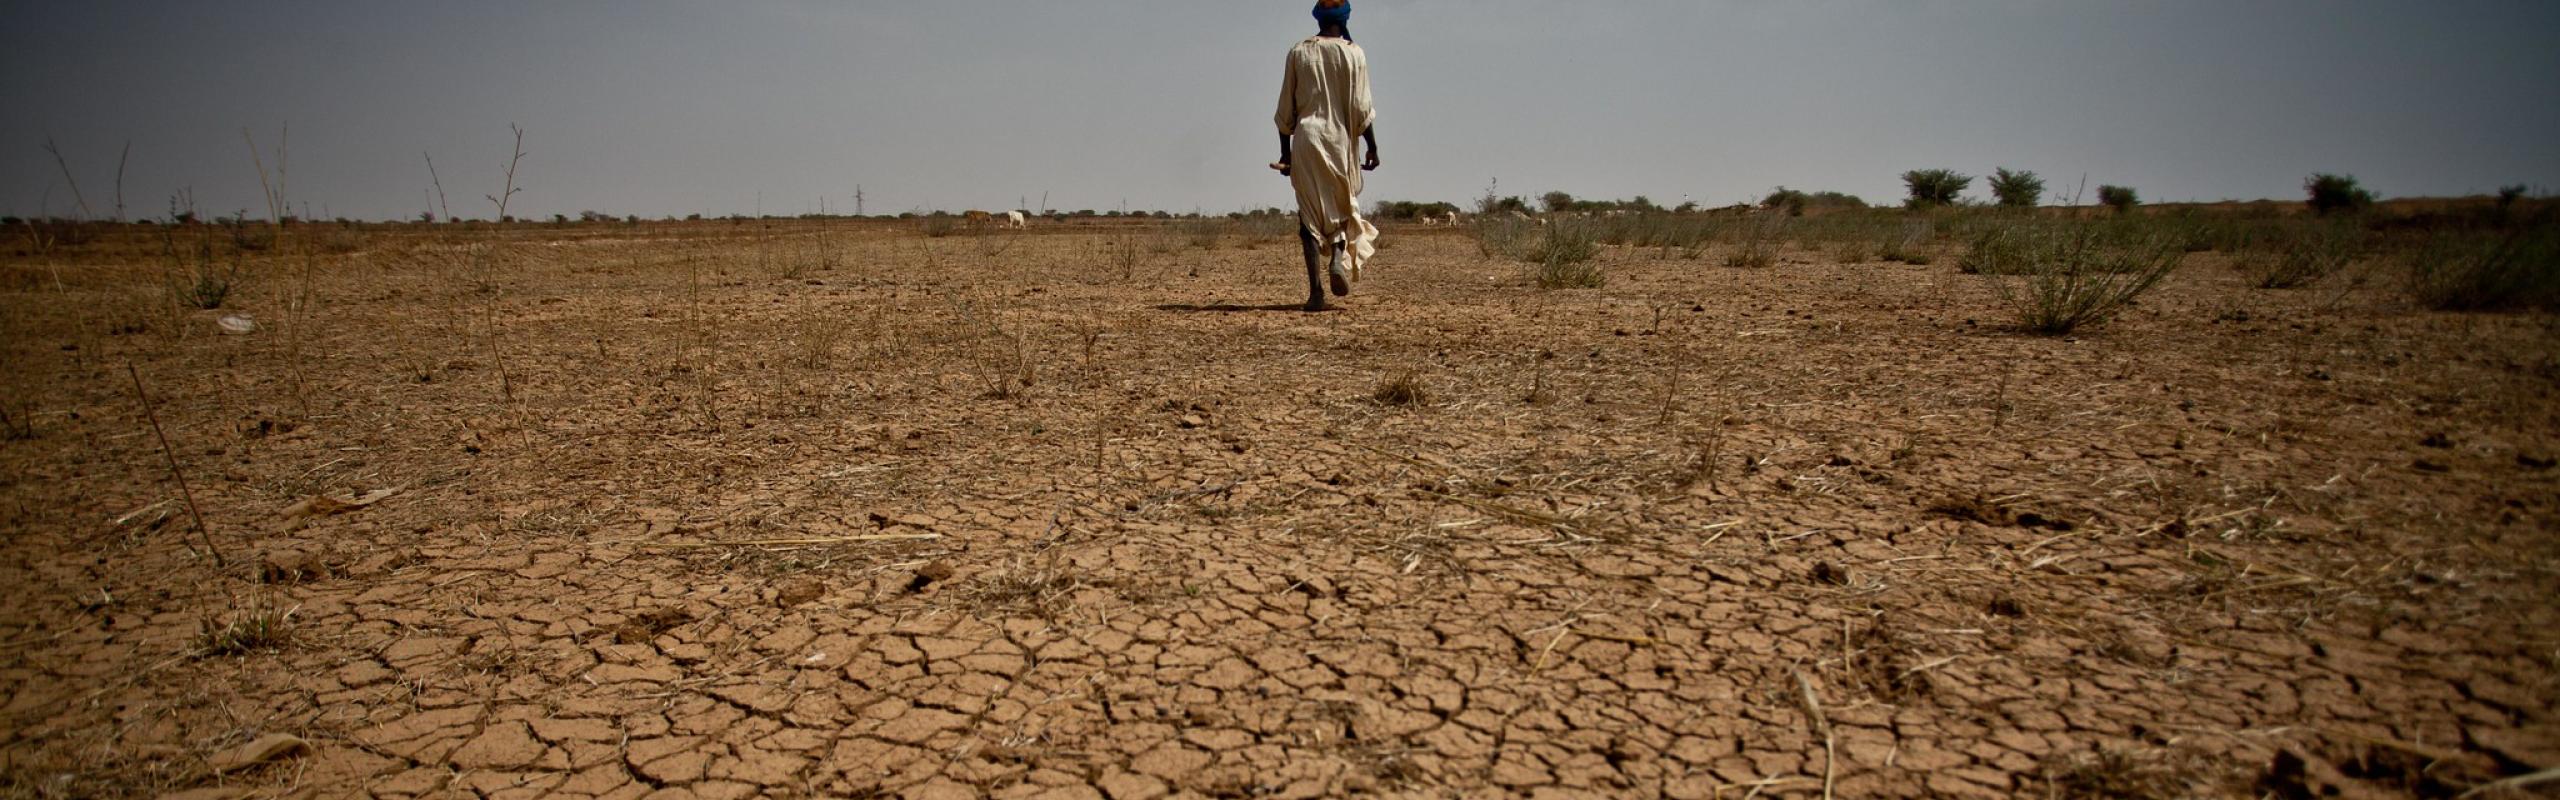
<box><xmin>1301</xmin><ymin>213</ymin><xmax>1379</xmax><ymax>280</ymax></box>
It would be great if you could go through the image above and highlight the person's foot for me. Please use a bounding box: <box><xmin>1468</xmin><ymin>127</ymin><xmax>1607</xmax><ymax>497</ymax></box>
<box><xmin>1328</xmin><ymin>249</ymin><xmax>1353</xmax><ymax>297</ymax></box>
<box><xmin>1303</xmin><ymin>296</ymin><xmax>1331</xmax><ymax>312</ymax></box>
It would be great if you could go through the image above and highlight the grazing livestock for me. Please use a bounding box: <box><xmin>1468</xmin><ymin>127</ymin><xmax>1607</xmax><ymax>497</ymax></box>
<box><xmin>963</xmin><ymin>210</ymin><xmax>993</xmax><ymax>226</ymax></box>
<box><xmin>1005</xmin><ymin>210</ymin><xmax>1027</xmax><ymax>229</ymax></box>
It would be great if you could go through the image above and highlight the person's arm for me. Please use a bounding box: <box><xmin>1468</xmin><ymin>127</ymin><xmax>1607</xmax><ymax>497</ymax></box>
<box><xmin>1273</xmin><ymin>48</ymin><xmax>1300</xmax><ymax>175</ymax></box>
<box><xmin>1352</xmin><ymin>45</ymin><xmax>1377</xmax><ymax>171</ymax></box>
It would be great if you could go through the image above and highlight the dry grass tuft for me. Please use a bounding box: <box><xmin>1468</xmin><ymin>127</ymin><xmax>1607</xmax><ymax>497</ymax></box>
<box><xmin>1373</xmin><ymin>371</ymin><xmax>1429</xmax><ymax>406</ymax></box>
<box><xmin>195</xmin><ymin>595</ymin><xmax>298</xmax><ymax>656</ymax></box>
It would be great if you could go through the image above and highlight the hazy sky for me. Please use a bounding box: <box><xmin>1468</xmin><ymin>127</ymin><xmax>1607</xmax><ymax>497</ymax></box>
<box><xmin>5</xmin><ymin>1</ymin><xmax>2557</xmax><ymax>221</ymax></box>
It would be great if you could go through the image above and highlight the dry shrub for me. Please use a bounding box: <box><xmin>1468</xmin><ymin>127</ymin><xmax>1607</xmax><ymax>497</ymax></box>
<box><xmin>1879</xmin><ymin>219</ymin><xmax>1933</xmax><ymax>264</ymax></box>
<box><xmin>316</xmin><ymin>226</ymin><xmax>366</xmax><ymax>255</ymax></box>
<box><xmin>1471</xmin><ymin>214</ymin><xmax>1537</xmax><ymax>259</ymax></box>
<box><xmin>2250</xmin><ymin>221</ymin><xmax>2361</xmax><ymax>289</ymax></box>
<box><xmin>792</xmin><ymin>306</ymin><xmax>850</xmax><ymax>369</ymax></box>
<box><xmin>1979</xmin><ymin>221</ymin><xmax>2185</xmax><ymax>334</ymax></box>
<box><xmin>1724</xmin><ymin>213</ymin><xmax>1786</xmax><ymax>268</ymax></box>
<box><xmin>1180</xmin><ymin>217</ymin><xmax>1232</xmax><ymax>250</ymax></box>
<box><xmin>1526</xmin><ymin>219</ymin><xmax>1605</xmax><ymax>289</ymax></box>
<box><xmin>2406</xmin><ymin>226</ymin><xmax>2560</xmax><ymax>311</ymax></box>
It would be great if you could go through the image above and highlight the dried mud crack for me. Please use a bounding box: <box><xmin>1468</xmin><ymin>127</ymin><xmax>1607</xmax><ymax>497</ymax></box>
<box><xmin>3</xmin><ymin>221</ymin><xmax>2554</xmax><ymax>798</ymax></box>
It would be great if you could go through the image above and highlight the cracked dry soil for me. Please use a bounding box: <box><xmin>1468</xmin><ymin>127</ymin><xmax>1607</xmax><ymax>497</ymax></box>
<box><xmin>2</xmin><ymin>220</ymin><xmax>2555</xmax><ymax>799</ymax></box>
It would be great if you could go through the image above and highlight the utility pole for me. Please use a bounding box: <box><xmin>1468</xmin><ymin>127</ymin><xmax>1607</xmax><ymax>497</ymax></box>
<box><xmin>855</xmin><ymin>185</ymin><xmax>865</xmax><ymax>217</ymax></box>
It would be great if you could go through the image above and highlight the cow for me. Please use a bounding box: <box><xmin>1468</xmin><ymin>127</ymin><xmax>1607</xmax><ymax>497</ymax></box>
<box><xmin>1005</xmin><ymin>210</ymin><xmax>1027</xmax><ymax>229</ymax></box>
<box><xmin>963</xmin><ymin>210</ymin><xmax>993</xmax><ymax>227</ymax></box>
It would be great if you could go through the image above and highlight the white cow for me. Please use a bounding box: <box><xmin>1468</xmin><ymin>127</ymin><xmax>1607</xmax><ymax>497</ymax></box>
<box><xmin>1004</xmin><ymin>210</ymin><xmax>1027</xmax><ymax>229</ymax></box>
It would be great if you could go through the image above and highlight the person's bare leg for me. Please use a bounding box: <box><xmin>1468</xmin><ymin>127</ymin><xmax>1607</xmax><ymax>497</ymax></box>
<box><xmin>1299</xmin><ymin>226</ymin><xmax>1329</xmax><ymax>311</ymax></box>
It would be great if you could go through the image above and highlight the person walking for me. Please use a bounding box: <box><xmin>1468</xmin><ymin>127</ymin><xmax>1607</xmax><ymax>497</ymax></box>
<box><xmin>1272</xmin><ymin>0</ymin><xmax>1379</xmax><ymax>311</ymax></box>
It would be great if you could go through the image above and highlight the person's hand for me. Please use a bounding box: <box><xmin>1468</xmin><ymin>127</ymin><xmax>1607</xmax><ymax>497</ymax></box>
<box><xmin>1270</xmin><ymin>161</ymin><xmax>1291</xmax><ymax>177</ymax></box>
<box><xmin>1362</xmin><ymin>151</ymin><xmax>1380</xmax><ymax>172</ymax></box>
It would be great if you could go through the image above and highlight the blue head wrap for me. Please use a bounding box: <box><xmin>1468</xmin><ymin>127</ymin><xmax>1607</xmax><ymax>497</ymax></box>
<box><xmin>1313</xmin><ymin>2</ymin><xmax>1352</xmax><ymax>41</ymax></box>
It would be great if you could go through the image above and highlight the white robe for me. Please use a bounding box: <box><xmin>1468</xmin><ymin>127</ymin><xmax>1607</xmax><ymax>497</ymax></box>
<box><xmin>1275</xmin><ymin>35</ymin><xmax>1379</xmax><ymax>279</ymax></box>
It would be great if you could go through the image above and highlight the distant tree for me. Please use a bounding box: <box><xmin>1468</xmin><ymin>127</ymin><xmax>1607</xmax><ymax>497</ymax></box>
<box><xmin>1762</xmin><ymin>187</ymin><xmax>1810</xmax><ymax>216</ymax></box>
<box><xmin>2496</xmin><ymin>184</ymin><xmax>2528</xmax><ymax>210</ymax></box>
<box><xmin>2097</xmin><ymin>185</ymin><xmax>2139</xmax><ymax>213</ymax></box>
<box><xmin>1478</xmin><ymin>195</ymin><xmax>1532</xmax><ymax>215</ymax></box>
<box><xmin>1989</xmin><ymin>168</ymin><xmax>2045</xmax><ymax>208</ymax></box>
<box><xmin>1807</xmin><ymin>191</ymin><xmax>1867</xmax><ymax>209</ymax></box>
<box><xmin>2305</xmin><ymin>173</ymin><xmax>2376</xmax><ymax>215</ymax></box>
<box><xmin>1540</xmin><ymin>191</ymin><xmax>1576</xmax><ymax>214</ymax></box>
<box><xmin>1902</xmin><ymin>169</ymin><xmax>1972</xmax><ymax>208</ymax></box>
<box><xmin>416</xmin><ymin>211</ymin><xmax>436</xmax><ymax>224</ymax></box>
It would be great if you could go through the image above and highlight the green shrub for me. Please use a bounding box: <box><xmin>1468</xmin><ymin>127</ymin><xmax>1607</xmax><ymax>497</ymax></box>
<box><xmin>1989</xmin><ymin>169</ymin><xmax>2045</xmax><ymax>209</ymax></box>
<box><xmin>2306</xmin><ymin>174</ymin><xmax>2376</xmax><ymax>216</ymax></box>
<box><xmin>1903</xmin><ymin>169</ymin><xmax>1972</xmax><ymax>209</ymax></box>
<box><xmin>2098</xmin><ymin>185</ymin><xmax>2139</xmax><ymax>214</ymax></box>
<box><xmin>1980</xmin><ymin>222</ymin><xmax>2186</xmax><ymax>334</ymax></box>
<box><xmin>2407</xmin><ymin>227</ymin><xmax>2560</xmax><ymax>311</ymax></box>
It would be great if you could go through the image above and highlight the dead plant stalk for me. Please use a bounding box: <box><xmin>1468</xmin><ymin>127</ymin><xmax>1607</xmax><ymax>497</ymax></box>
<box><xmin>246</xmin><ymin>125</ymin><xmax>313</xmax><ymax>418</ymax></box>
<box><xmin>482</xmin><ymin>125</ymin><xmax>526</xmax><ymax>404</ymax></box>
<box><xmin>128</xmin><ymin>364</ymin><xmax>225</xmax><ymax>569</ymax></box>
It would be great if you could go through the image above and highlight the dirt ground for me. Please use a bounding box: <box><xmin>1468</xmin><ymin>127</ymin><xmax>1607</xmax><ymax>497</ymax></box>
<box><xmin>2</xmin><ymin>219</ymin><xmax>2555</xmax><ymax>799</ymax></box>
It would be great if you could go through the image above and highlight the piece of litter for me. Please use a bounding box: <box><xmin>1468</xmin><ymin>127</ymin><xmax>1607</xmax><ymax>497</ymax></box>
<box><xmin>217</xmin><ymin>314</ymin><xmax>257</xmax><ymax>334</ymax></box>
<box><xmin>208</xmin><ymin>733</ymin><xmax>307</xmax><ymax>774</ymax></box>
